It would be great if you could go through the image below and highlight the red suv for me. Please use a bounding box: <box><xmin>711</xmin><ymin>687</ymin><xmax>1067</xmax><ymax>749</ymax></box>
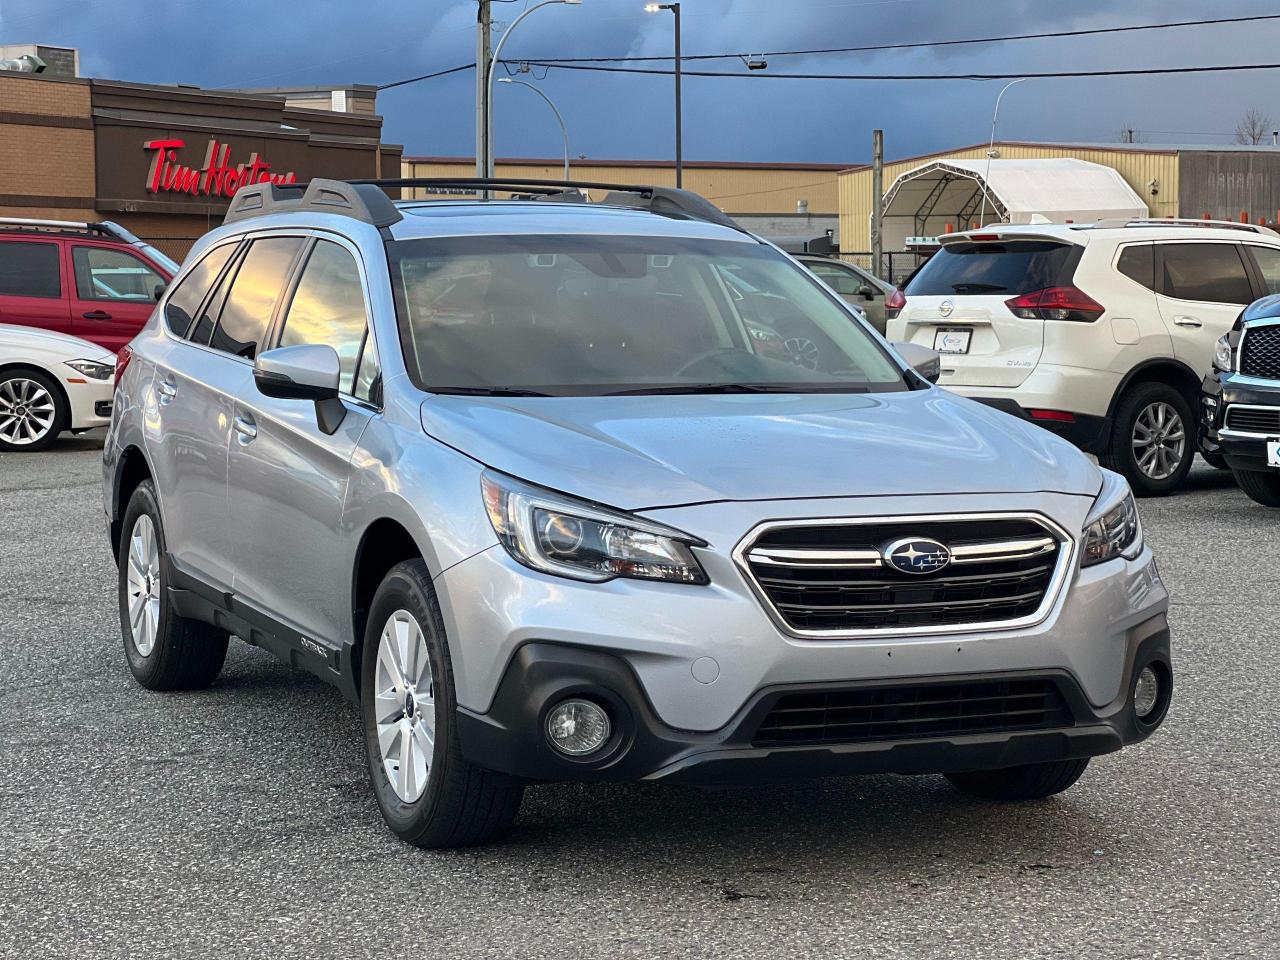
<box><xmin>0</xmin><ymin>218</ymin><xmax>179</xmax><ymax>353</ymax></box>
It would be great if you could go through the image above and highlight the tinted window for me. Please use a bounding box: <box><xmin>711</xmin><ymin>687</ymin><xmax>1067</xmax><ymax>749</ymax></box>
<box><xmin>1160</xmin><ymin>243</ymin><xmax>1253</xmax><ymax>304</ymax></box>
<box><xmin>73</xmin><ymin>246</ymin><xmax>163</xmax><ymax>302</ymax></box>
<box><xmin>1247</xmin><ymin>245</ymin><xmax>1280</xmax><ymax>297</ymax></box>
<box><xmin>0</xmin><ymin>241</ymin><xmax>61</xmax><ymax>298</ymax></box>
<box><xmin>1116</xmin><ymin>244</ymin><xmax>1155</xmax><ymax>291</ymax></box>
<box><xmin>165</xmin><ymin>243</ymin><xmax>235</xmax><ymax>338</ymax></box>
<box><xmin>210</xmin><ymin>237</ymin><xmax>303</xmax><ymax>359</ymax></box>
<box><xmin>277</xmin><ymin>240</ymin><xmax>370</xmax><ymax>394</ymax></box>
<box><xmin>905</xmin><ymin>241</ymin><xmax>1076</xmax><ymax>296</ymax></box>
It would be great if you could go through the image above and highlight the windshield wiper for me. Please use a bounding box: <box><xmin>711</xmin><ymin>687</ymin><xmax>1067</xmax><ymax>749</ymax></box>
<box><xmin>950</xmin><ymin>282</ymin><xmax>1007</xmax><ymax>293</ymax></box>
<box><xmin>605</xmin><ymin>383</ymin><xmax>818</xmax><ymax>396</ymax></box>
<box><xmin>430</xmin><ymin>386</ymin><xmax>555</xmax><ymax>397</ymax></box>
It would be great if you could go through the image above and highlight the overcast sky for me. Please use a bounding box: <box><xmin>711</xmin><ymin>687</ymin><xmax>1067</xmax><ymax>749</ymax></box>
<box><xmin>3</xmin><ymin>0</ymin><xmax>1279</xmax><ymax>164</ymax></box>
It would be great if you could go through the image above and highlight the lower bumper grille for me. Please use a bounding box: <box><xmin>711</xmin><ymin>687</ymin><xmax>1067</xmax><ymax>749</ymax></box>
<box><xmin>1225</xmin><ymin>405</ymin><xmax>1280</xmax><ymax>434</ymax></box>
<box><xmin>753</xmin><ymin>678</ymin><xmax>1074</xmax><ymax>747</ymax></box>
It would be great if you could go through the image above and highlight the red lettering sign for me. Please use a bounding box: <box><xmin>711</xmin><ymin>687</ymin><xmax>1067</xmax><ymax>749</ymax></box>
<box><xmin>143</xmin><ymin>138</ymin><xmax>297</xmax><ymax>198</ymax></box>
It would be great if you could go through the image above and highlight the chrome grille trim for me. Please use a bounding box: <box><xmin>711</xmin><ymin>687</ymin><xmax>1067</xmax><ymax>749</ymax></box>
<box><xmin>732</xmin><ymin>512</ymin><xmax>1075</xmax><ymax>639</ymax></box>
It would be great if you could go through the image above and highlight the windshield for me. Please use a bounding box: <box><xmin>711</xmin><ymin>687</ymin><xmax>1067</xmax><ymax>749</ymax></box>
<box><xmin>389</xmin><ymin>235</ymin><xmax>907</xmax><ymax>396</ymax></box>
<box><xmin>906</xmin><ymin>241</ymin><xmax>1077</xmax><ymax>296</ymax></box>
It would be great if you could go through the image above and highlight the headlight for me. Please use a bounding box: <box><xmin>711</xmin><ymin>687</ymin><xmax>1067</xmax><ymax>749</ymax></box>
<box><xmin>64</xmin><ymin>359</ymin><xmax>114</xmax><ymax>381</ymax></box>
<box><xmin>1082</xmin><ymin>473</ymin><xmax>1142</xmax><ymax>567</ymax></box>
<box><xmin>1212</xmin><ymin>334</ymin><xmax>1234</xmax><ymax>373</ymax></box>
<box><xmin>480</xmin><ymin>471</ymin><xmax>709</xmax><ymax>584</ymax></box>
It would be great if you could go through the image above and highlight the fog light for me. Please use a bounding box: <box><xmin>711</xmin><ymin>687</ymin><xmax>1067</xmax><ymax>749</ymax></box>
<box><xmin>1133</xmin><ymin>666</ymin><xmax>1160</xmax><ymax>720</ymax></box>
<box><xmin>545</xmin><ymin>699</ymin><xmax>611</xmax><ymax>756</ymax></box>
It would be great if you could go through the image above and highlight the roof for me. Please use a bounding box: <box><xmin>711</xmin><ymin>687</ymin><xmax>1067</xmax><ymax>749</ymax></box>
<box><xmin>402</xmin><ymin>156</ymin><xmax>854</xmax><ymax>171</ymax></box>
<box><xmin>883</xmin><ymin>158</ymin><xmax>1147</xmax><ymax>226</ymax></box>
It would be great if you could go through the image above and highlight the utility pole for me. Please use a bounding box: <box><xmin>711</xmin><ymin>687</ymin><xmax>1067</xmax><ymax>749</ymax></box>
<box><xmin>475</xmin><ymin>0</ymin><xmax>492</xmax><ymax>183</ymax></box>
<box><xmin>871</xmin><ymin>129</ymin><xmax>884</xmax><ymax>280</ymax></box>
<box><xmin>673</xmin><ymin>1</ymin><xmax>682</xmax><ymax>188</ymax></box>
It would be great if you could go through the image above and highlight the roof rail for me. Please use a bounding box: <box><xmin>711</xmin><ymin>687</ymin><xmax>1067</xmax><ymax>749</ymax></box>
<box><xmin>0</xmin><ymin>216</ymin><xmax>121</xmax><ymax>238</ymax></box>
<box><xmin>1088</xmin><ymin>217</ymin><xmax>1279</xmax><ymax>236</ymax></box>
<box><xmin>224</xmin><ymin>179</ymin><xmax>404</xmax><ymax>229</ymax></box>
<box><xmin>357</xmin><ymin>177</ymin><xmax>743</xmax><ymax>231</ymax></box>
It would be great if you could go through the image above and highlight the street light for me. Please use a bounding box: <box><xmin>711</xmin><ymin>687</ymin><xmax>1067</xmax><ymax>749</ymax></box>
<box><xmin>978</xmin><ymin>77</ymin><xmax>1027</xmax><ymax>226</ymax></box>
<box><xmin>498</xmin><ymin>77</ymin><xmax>571</xmax><ymax>180</ymax></box>
<box><xmin>644</xmin><ymin>2</ymin><xmax>682</xmax><ymax>187</ymax></box>
<box><xmin>484</xmin><ymin>0</ymin><xmax>581</xmax><ymax>179</ymax></box>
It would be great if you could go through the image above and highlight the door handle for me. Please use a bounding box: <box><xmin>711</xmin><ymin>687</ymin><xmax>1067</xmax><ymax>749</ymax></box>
<box><xmin>82</xmin><ymin>310</ymin><xmax>113</xmax><ymax>321</ymax></box>
<box><xmin>233</xmin><ymin>415</ymin><xmax>258</xmax><ymax>443</ymax></box>
<box><xmin>156</xmin><ymin>379</ymin><xmax>177</xmax><ymax>403</ymax></box>
<box><xmin>1172</xmin><ymin>315</ymin><xmax>1203</xmax><ymax>328</ymax></box>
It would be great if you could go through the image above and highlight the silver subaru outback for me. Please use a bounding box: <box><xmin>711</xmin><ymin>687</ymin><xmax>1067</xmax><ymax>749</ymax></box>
<box><xmin>103</xmin><ymin>178</ymin><xmax>1172</xmax><ymax>848</ymax></box>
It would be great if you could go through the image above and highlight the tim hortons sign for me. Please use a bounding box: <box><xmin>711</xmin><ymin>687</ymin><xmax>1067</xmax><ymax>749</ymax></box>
<box><xmin>143</xmin><ymin>138</ymin><xmax>298</xmax><ymax>199</ymax></box>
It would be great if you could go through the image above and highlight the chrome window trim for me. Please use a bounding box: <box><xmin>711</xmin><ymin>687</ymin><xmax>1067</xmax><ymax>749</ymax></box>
<box><xmin>731</xmin><ymin>511</ymin><xmax>1076</xmax><ymax>640</ymax></box>
<box><xmin>1221</xmin><ymin>403</ymin><xmax>1280</xmax><ymax>439</ymax></box>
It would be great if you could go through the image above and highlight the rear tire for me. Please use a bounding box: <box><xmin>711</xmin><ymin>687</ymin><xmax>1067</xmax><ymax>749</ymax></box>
<box><xmin>1101</xmin><ymin>382</ymin><xmax>1194</xmax><ymax>497</ymax></box>
<box><xmin>118</xmin><ymin>480</ymin><xmax>229</xmax><ymax>690</ymax></box>
<box><xmin>1233</xmin><ymin>468</ymin><xmax>1280</xmax><ymax>507</ymax></box>
<box><xmin>946</xmin><ymin>757</ymin><xmax>1090</xmax><ymax>801</ymax></box>
<box><xmin>361</xmin><ymin>559</ymin><xmax>524</xmax><ymax>848</ymax></box>
<box><xmin>0</xmin><ymin>366</ymin><xmax>67</xmax><ymax>452</ymax></box>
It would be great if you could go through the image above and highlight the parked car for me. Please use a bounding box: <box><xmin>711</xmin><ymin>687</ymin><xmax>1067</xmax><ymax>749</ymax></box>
<box><xmin>796</xmin><ymin>254</ymin><xmax>896</xmax><ymax>333</ymax></box>
<box><xmin>0</xmin><ymin>218</ymin><xmax>178</xmax><ymax>354</ymax></box>
<box><xmin>0</xmin><ymin>323</ymin><xmax>115</xmax><ymax>451</ymax></box>
<box><xmin>104</xmin><ymin>178</ymin><xmax>1171</xmax><ymax>848</ymax></box>
<box><xmin>1200</xmin><ymin>294</ymin><xmax>1280</xmax><ymax>505</ymax></box>
<box><xmin>887</xmin><ymin>219</ymin><xmax>1280</xmax><ymax>496</ymax></box>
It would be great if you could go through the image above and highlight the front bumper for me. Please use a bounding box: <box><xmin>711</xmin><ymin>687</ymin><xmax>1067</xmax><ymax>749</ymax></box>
<box><xmin>1200</xmin><ymin>370</ymin><xmax>1280</xmax><ymax>471</ymax></box>
<box><xmin>65</xmin><ymin>376</ymin><xmax>114</xmax><ymax>431</ymax></box>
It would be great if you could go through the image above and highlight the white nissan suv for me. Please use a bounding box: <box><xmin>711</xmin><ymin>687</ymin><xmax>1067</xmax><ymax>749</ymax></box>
<box><xmin>887</xmin><ymin>219</ymin><xmax>1280</xmax><ymax>495</ymax></box>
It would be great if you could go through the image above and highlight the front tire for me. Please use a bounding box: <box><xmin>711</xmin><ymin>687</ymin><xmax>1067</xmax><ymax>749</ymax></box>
<box><xmin>946</xmin><ymin>757</ymin><xmax>1090</xmax><ymax>801</ymax></box>
<box><xmin>361</xmin><ymin>560</ymin><xmax>524</xmax><ymax>848</ymax></box>
<box><xmin>1101</xmin><ymin>382</ymin><xmax>1194</xmax><ymax>497</ymax></box>
<box><xmin>0</xmin><ymin>367</ymin><xmax>67</xmax><ymax>452</ymax></box>
<box><xmin>118</xmin><ymin>480</ymin><xmax>229</xmax><ymax>690</ymax></box>
<box><xmin>1233</xmin><ymin>468</ymin><xmax>1280</xmax><ymax>507</ymax></box>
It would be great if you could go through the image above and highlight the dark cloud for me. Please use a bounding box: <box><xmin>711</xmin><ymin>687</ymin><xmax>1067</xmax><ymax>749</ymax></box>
<box><xmin>4</xmin><ymin>0</ymin><xmax>1279</xmax><ymax>163</ymax></box>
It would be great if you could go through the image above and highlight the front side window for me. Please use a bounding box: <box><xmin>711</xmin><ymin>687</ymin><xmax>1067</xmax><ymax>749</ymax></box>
<box><xmin>906</xmin><ymin>241</ymin><xmax>1077</xmax><ymax>296</ymax></box>
<box><xmin>210</xmin><ymin>237</ymin><xmax>303</xmax><ymax>360</ymax></box>
<box><xmin>389</xmin><ymin>235</ymin><xmax>906</xmax><ymax>396</ymax></box>
<box><xmin>1247</xmin><ymin>245</ymin><xmax>1280</xmax><ymax>297</ymax></box>
<box><xmin>72</xmin><ymin>246</ymin><xmax>163</xmax><ymax>302</ymax></box>
<box><xmin>1159</xmin><ymin>243</ymin><xmax>1253</xmax><ymax>304</ymax></box>
<box><xmin>808</xmin><ymin>262</ymin><xmax>866</xmax><ymax>297</ymax></box>
<box><xmin>0</xmin><ymin>241</ymin><xmax>61</xmax><ymax>298</ymax></box>
<box><xmin>277</xmin><ymin>240</ymin><xmax>371</xmax><ymax>395</ymax></box>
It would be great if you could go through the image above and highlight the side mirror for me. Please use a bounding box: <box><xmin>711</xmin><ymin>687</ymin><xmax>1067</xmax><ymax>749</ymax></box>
<box><xmin>153</xmin><ymin>283</ymin><xmax>167</xmax><ymax>302</ymax></box>
<box><xmin>858</xmin><ymin>283</ymin><xmax>875</xmax><ymax>301</ymax></box>
<box><xmin>891</xmin><ymin>341</ymin><xmax>941</xmax><ymax>384</ymax></box>
<box><xmin>254</xmin><ymin>344</ymin><xmax>346</xmax><ymax>434</ymax></box>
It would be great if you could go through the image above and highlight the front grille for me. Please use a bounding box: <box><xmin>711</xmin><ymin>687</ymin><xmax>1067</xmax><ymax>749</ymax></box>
<box><xmin>1241</xmin><ymin>325</ymin><xmax>1280</xmax><ymax>380</ymax></box>
<box><xmin>742</xmin><ymin>516</ymin><xmax>1064</xmax><ymax>635</ymax></box>
<box><xmin>753</xmin><ymin>678</ymin><xmax>1073</xmax><ymax>746</ymax></box>
<box><xmin>1224</xmin><ymin>405</ymin><xmax>1280</xmax><ymax>434</ymax></box>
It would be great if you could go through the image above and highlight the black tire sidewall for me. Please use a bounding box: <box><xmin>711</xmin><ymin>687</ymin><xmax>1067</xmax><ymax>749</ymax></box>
<box><xmin>0</xmin><ymin>366</ymin><xmax>69</xmax><ymax>452</ymax></box>
<box><xmin>118</xmin><ymin>480</ymin><xmax>174</xmax><ymax>685</ymax></box>
<box><xmin>1109</xmin><ymin>383</ymin><xmax>1195</xmax><ymax>496</ymax></box>
<box><xmin>360</xmin><ymin>561</ymin><xmax>455</xmax><ymax>838</ymax></box>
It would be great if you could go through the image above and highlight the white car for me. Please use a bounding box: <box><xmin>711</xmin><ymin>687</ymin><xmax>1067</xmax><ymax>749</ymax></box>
<box><xmin>888</xmin><ymin>218</ymin><xmax>1280</xmax><ymax>496</ymax></box>
<box><xmin>0</xmin><ymin>324</ymin><xmax>115</xmax><ymax>451</ymax></box>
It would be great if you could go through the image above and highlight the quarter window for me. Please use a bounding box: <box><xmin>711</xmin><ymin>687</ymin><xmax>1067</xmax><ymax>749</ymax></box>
<box><xmin>1116</xmin><ymin>244</ymin><xmax>1155</xmax><ymax>291</ymax></box>
<box><xmin>1159</xmin><ymin>243</ymin><xmax>1253</xmax><ymax>304</ymax></box>
<box><xmin>0</xmin><ymin>241</ymin><xmax>61</xmax><ymax>298</ymax></box>
<box><xmin>277</xmin><ymin>240</ymin><xmax>371</xmax><ymax>396</ymax></box>
<box><xmin>165</xmin><ymin>243</ymin><xmax>235</xmax><ymax>338</ymax></box>
<box><xmin>1247</xmin><ymin>245</ymin><xmax>1280</xmax><ymax>297</ymax></box>
<box><xmin>209</xmin><ymin>237</ymin><xmax>303</xmax><ymax>360</ymax></box>
<box><xmin>72</xmin><ymin>247</ymin><xmax>163</xmax><ymax>302</ymax></box>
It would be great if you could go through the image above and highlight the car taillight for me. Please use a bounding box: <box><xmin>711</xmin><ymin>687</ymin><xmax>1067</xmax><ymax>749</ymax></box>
<box><xmin>114</xmin><ymin>345</ymin><xmax>133</xmax><ymax>389</ymax></box>
<box><xmin>1005</xmin><ymin>286</ymin><xmax>1104</xmax><ymax>322</ymax></box>
<box><xmin>884</xmin><ymin>288</ymin><xmax>907</xmax><ymax>321</ymax></box>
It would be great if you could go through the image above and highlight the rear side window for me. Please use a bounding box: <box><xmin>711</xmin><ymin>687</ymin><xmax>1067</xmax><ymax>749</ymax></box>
<box><xmin>210</xmin><ymin>237</ymin><xmax>303</xmax><ymax>360</ymax></box>
<box><xmin>165</xmin><ymin>243</ymin><xmax>235</xmax><ymax>338</ymax></box>
<box><xmin>1159</xmin><ymin>243</ymin><xmax>1253</xmax><ymax>304</ymax></box>
<box><xmin>1246</xmin><ymin>245</ymin><xmax>1280</xmax><ymax>297</ymax></box>
<box><xmin>1116</xmin><ymin>244</ymin><xmax>1155</xmax><ymax>291</ymax></box>
<box><xmin>905</xmin><ymin>241</ymin><xmax>1077</xmax><ymax>296</ymax></box>
<box><xmin>0</xmin><ymin>241</ymin><xmax>61</xmax><ymax>298</ymax></box>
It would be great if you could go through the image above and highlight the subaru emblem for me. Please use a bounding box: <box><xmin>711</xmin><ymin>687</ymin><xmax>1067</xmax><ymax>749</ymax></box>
<box><xmin>883</xmin><ymin>537</ymin><xmax>952</xmax><ymax>575</ymax></box>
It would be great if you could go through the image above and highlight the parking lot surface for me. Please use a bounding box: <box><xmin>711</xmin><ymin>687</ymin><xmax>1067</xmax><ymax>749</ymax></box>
<box><xmin>1</xmin><ymin>435</ymin><xmax>1277</xmax><ymax>960</ymax></box>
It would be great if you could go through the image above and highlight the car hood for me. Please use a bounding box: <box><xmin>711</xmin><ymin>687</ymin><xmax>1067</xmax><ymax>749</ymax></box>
<box><xmin>419</xmin><ymin>389</ymin><xmax>1103</xmax><ymax>511</ymax></box>
<box><xmin>0</xmin><ymin>323</ymin><xmax>114</xmax><ymax>361</ymax></box>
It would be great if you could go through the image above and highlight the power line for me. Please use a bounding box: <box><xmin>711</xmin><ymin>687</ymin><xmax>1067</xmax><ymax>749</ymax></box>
<box><xmin>378</xmin><ymin>63</ymin><xmax>473</xmax><ymax>92</ymax></box>
<box><xmin>523</xmin><ymin>13</ymin><xmax>1280</xmax><ymax>65</ymax></box>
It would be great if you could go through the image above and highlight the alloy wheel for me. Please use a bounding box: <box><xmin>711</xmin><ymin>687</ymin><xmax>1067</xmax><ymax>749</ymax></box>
<box><xmin>783</xmin><ymin>337</ymin><xmax>821</xmax><ymax>370</ymax></box>
<box><xmin>374</xmin><ymin>609</ymin><xmax>436</xmax><ymax>803</ymax></box>
<box><xmin>0</xmin><ymin>377</ymin><xmax>57</xmax><ymax>446</ymax></box>
<box><xmin>125</xmin><ymin>515</ymin><xmax>162</xmax><ymax>656</ymax></box>
<box><xmin>1131</xmin><ymin>401</ymin><xmax>1187</xmax><ymax>481</ymax></box>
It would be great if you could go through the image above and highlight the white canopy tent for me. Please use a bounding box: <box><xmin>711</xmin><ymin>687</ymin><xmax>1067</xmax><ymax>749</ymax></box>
<box><xmin>880</xmin><ymin>158</ymin><xmax>1148</xmax><ymax>250</ymax></box>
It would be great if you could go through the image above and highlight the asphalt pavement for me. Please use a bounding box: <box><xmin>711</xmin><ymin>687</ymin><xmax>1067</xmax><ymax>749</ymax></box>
<box><xmin>1</xmin><ymin>434</ymin><xmax>1277</xmax><ymax>959</ymax></box>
